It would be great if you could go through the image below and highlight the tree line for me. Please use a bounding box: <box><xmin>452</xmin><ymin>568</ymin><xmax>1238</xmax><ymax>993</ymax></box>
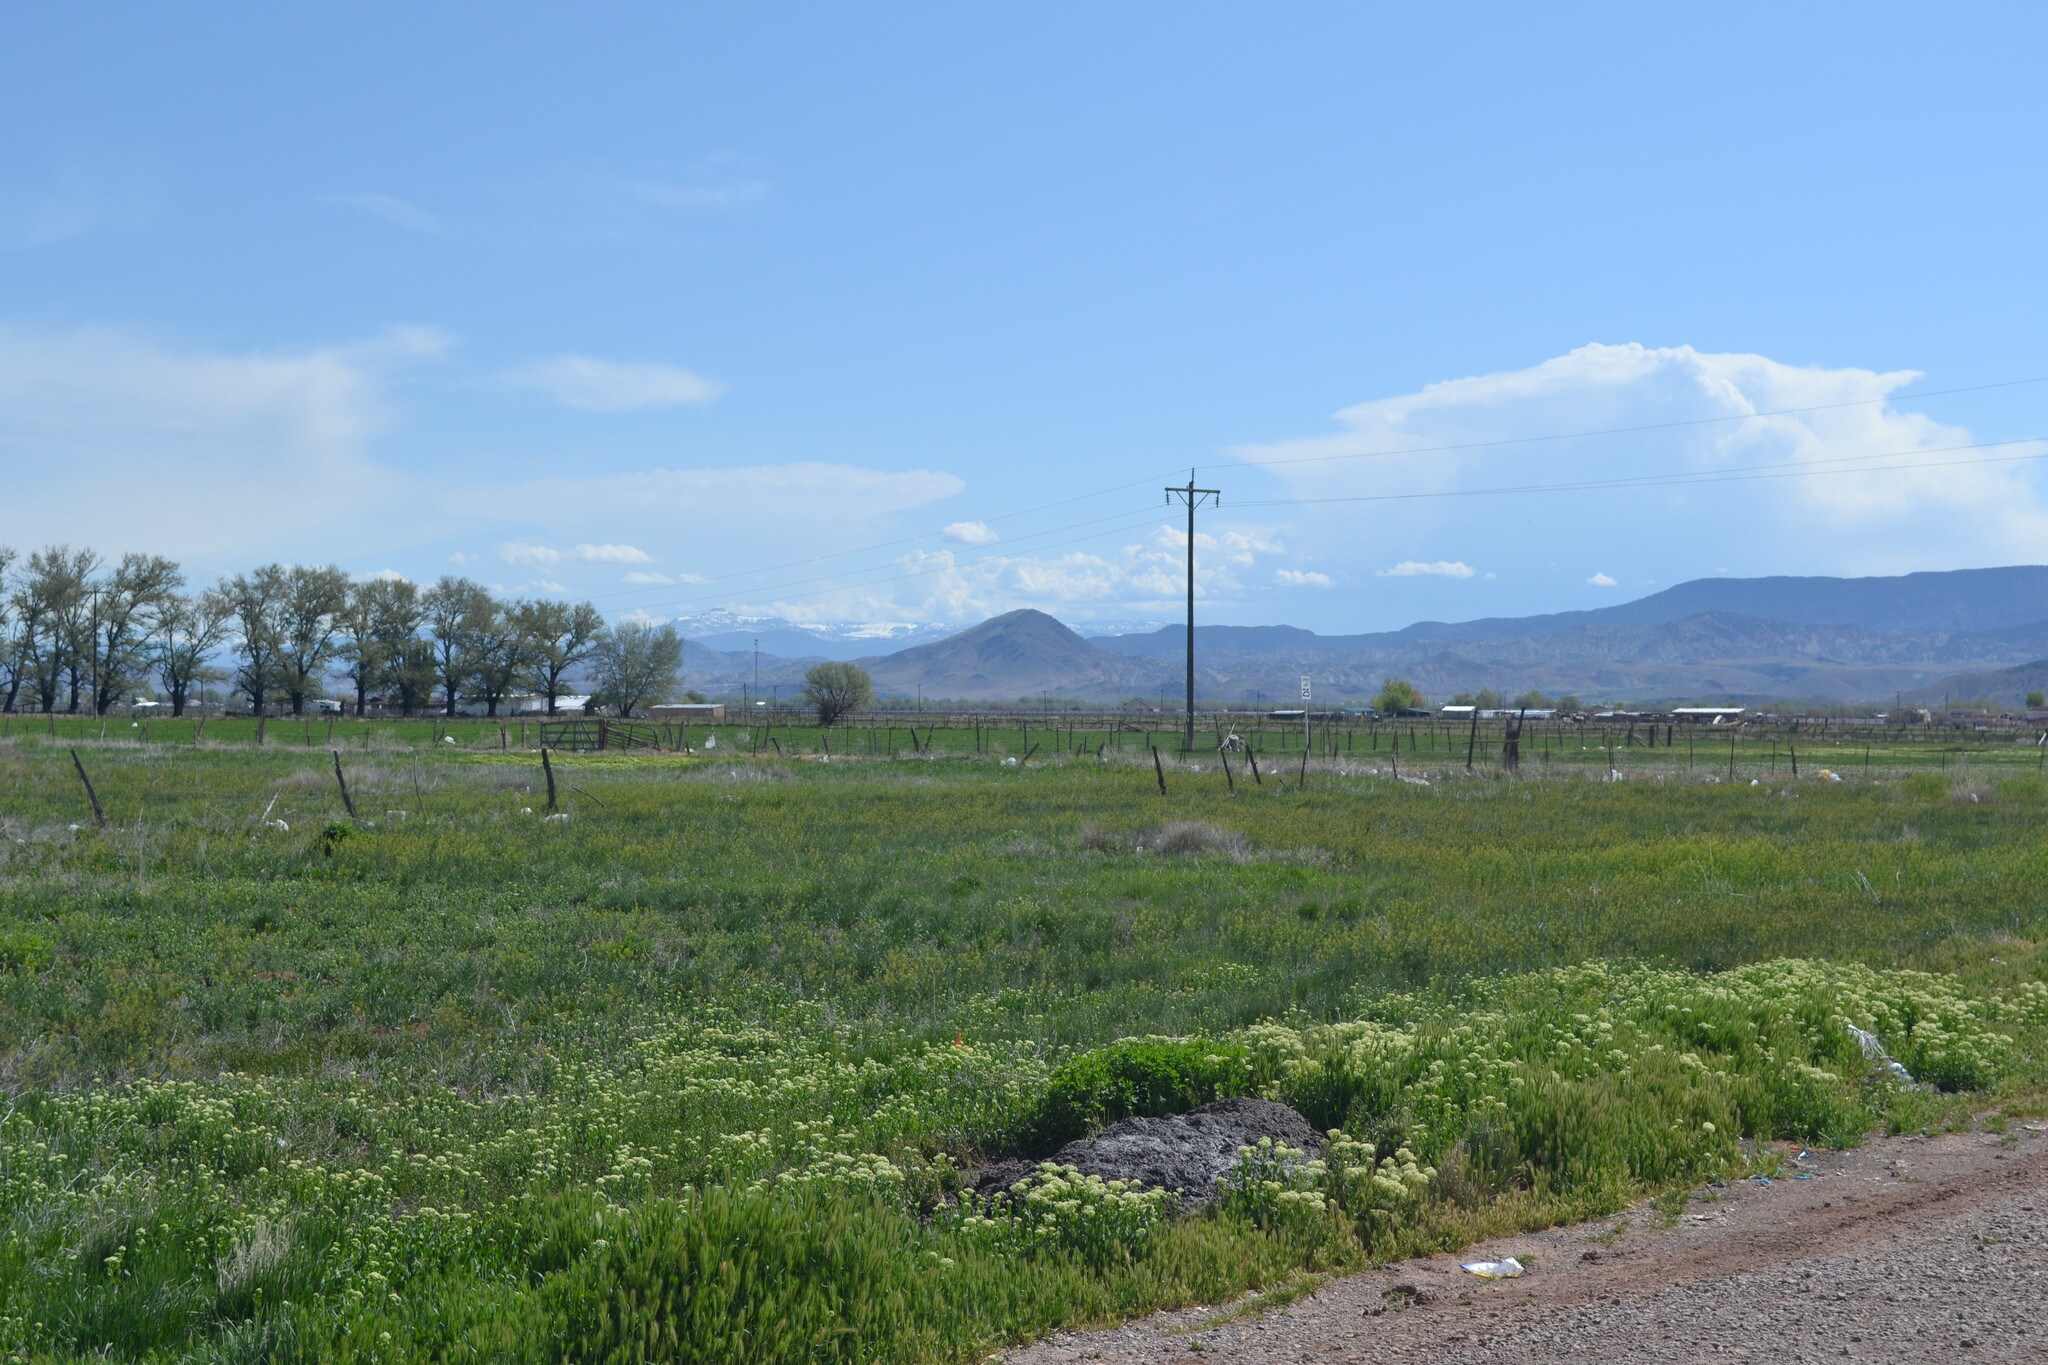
<box><xmin>0</xmin><ymin>545</ymin><xmax>684</xmax><ymax>718</ymax></box>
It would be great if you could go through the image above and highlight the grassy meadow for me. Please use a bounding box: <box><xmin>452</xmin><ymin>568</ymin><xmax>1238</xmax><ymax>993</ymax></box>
<box><xmin>2</xmin><ymin>716</ymin><xmax>2046</xmax><ymax>1361</ymax></box>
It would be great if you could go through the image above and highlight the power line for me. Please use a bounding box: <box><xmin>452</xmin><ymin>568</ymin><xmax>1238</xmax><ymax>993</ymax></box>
<box><xmin>1228</xmin><ymin>437</ymin><xmax>2047</xmax><ymax>508</ymax></box>
<box><xmin>567</xmin><ymin>373</ymin><xmax>2048</xmax><ymax>614</ymax></box>
<box><xmin>1229</xmin><ymin>375</ymin><xmax>2048</xmax><ymax>473</ymax></box>
<box><xmin>582</xmin><ymin>464</ymin><xmax>1194</xmax><ymax>605</ymax></box>
<box><xmin>622</xmin><ymin>509</ymin><xmax>1177</xmax><ymax>619</ymax></box>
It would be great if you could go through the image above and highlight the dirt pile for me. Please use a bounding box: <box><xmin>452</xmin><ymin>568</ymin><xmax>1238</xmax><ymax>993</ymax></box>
<box><xmin>972</xmin><ymin>1097</ymin><xmax>1320</xmax><ymax>1208</ymax></box>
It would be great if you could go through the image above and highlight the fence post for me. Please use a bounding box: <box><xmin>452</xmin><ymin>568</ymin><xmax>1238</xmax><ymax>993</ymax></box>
<box><xmin>1220</xmin><ymin>747</ymin><xmax>1236</xmax><ymax>793</ymax></box>
<box><xmin>541</xmin><ymin>747</ymin><xmax>558</xmax><ymax>811</ymax></box>
<box><xmin>1152</xmin><ymin>745</ymin><xmax>1168</xmax><ymax>795</ymax></box>
<box><xmin>69</xmin><ymin>748</ymin><xmax>109</xmax><ymax>828</ymax></box>
<box><xmin>331</xmin><ymin>750</ymin><xmax>358</xmax><ymax>819</ymax></box>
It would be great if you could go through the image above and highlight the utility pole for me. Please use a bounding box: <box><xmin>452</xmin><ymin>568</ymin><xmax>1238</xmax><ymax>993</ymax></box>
<box><xmin>1166</xmin><ymin>472</ymin><xmax>1221</xmax><ymax>751</ymax></box>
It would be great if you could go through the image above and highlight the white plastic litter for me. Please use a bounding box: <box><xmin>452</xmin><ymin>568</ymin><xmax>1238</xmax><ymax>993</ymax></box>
<box><xmin>442</xmin><ymin>736</ymin><xmax>457</xmax><ymax>745</ymax></box>
<box><xmin>543</xmin><ymin>812</ymin><xmax>570</xmax><ymax>824</ymax></box>
<box><xmin>704</xmin><ymin>734</ymin><xmax>716</xmax><ymax>750</ymax></box>
<box><xmin>1461</xmin><ymin>1257</ymin><xmax>1525</xmax><ymax>1279</ymax></box>
<box><xmin>1001</xmin><ymin>757</ymin><xmax>1019</xmax><ymax>767</ymax></box>
<box><xmin>1846</xmin><ymin>1023</ymin><xmax>1924</xmax><ymax>1088</ymax></box>
<box><xmin>520</xmin><ymin>807</ymin><xmax>534</xmax><ymax>815</ymax></box>
<box><xmin>265</xmin><ymin>819</ymin><xmax>289</xmax><ymax>832</ymax></box>
<box><xmin>1400</xmin><ymin>775</ymin><xmax>1430</xmax><ymax>787</ymax></box>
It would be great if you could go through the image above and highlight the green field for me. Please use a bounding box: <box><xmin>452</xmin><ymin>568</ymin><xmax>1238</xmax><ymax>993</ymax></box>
<box><xmin>2</xmin><ymin>720</ymin><xmax>2046</xmax><ymax>1362</ymax></box>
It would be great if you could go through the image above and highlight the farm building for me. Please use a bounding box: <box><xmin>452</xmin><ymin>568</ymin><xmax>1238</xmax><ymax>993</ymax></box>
<box><xmin>648</xmin><ymin>702</ymin><xmax>726</xmax><ymax>720</ymax></box>
<box><xmin>1672</xmin><ymin>707</ymin><xmax>1747</xmax><ymax>724</ymax></box>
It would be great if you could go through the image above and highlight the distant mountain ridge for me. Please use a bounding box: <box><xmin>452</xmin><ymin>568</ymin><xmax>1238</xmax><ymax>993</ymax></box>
<box><xmin>677</xmin><ymin>566</ymin><xmax>2048</xmax><ymax>705</ymax></box>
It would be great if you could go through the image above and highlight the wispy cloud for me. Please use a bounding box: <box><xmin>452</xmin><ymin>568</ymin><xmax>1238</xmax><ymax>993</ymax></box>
<box><xmin>622</xmin><ymin>570</ymin><xmax>709</xmax><ymax>585</ymax></box>
<box><xmin>1587</xmin><ymin>571</ymin><xmax>1618</xmax><ymax>587</ymax></box>
<box><xmin>499</xmin><ymin>540</ymin><xmax>654</xmax><ymax>566</ymax></box>
<box><xmin>943</xmin><ymin>521</ymin><xmax>998</xmax><ymax>546</ymax></box>
<box><xmin>0</xmin><ymin>322</ymin><xmax>436</xmax><ymax>558</ymax></box>
<box><xmin>0</xmin><ymin>177</ymin><xmax>155</xmax><ymax>252</ymax></box>
<box><xmin>1274</xmin><ymin>569</ymin><xmax>1334</xmax><ymax>587</ymax></box>
<box><xmin>322</xmin><ymin>192</ymin><xmax>444</xmax><ymax>235</ymax></box>
<box><xmin>502</xmin><ymin>355</ymin><xmax>726</xmax><ymax>411</ymax></box>
<box><xmin>1377</xmin><ymin>560</ymin><xmax>1475</xmax><ymax>579</ymax></box>
<box><xmin>622</xmin><ymin>177</ymin><xmax>770</xmax><ymax>213</ymax></box>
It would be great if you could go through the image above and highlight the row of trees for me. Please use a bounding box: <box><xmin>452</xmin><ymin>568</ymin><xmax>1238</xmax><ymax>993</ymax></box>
<box><xmin>0</xmin><ymin>544</ymin><xmax>684</xmax><ymax>718</ymax></box>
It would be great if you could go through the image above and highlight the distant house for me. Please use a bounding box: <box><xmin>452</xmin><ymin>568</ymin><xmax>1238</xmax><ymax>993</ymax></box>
<box><xmin>1438</xmin><ymin>705</ymin><xmax>1476</xmax><ymax>719</ymax></box>
<box><xmin>2022</xmin><ymin>709</ymin><xmax>2048</xmax><ymax>728</ymax></box>
<box><xmin>458</xmin><ymin>693</ymin><xmax>593</xmax><ymax>717</ymax></box>
<box><xmin>649</xmin><ymin>703</ymin><xmax>726</xmax><ymax>721</ymax></box>
<box><xmin>1672</xmin><ymin>707</ymin><xmax>1747</xmax><ymax>725</ymax></box>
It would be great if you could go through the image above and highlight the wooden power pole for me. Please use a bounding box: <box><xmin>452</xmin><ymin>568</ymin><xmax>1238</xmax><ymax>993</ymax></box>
<box><xmin>1166</xmin><ymin>473</ymin><xmax>1221</xmax><ymax>752</ymax></box>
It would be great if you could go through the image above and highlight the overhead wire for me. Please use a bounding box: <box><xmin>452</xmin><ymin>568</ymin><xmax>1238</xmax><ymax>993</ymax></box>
<box><xmin>1228</xmin><ymin>437</ymin><xmax>2048</xmax><ymax>508</ymax></box>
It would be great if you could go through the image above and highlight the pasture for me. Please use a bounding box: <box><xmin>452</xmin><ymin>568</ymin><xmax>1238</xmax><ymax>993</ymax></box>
<box><xmin>2</xmin><ymin>718</ymin><xmax>2045</xmax><ymax>1362</ymax></box>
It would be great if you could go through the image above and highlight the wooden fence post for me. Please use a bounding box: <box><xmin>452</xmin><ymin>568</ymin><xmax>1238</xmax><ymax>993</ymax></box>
<box><xmin>541</xmin><ymin>747</ymin><xmax>558</xmax><ymax>811</ymax></box>
<box><xmin>1219</xmin><ymin>747</ymin><xmax>1236</xmax><ymax>793</ymax></box>
<box><xmin>331</xmin><ymin>750</ymin><xmax>358</xmax><ymax>819</ymax></box>
<box><xmin>69</xmin><ymin>748</ymin><xmax>108</xmax><ymax>828</ymax></box>
<box><xmin>1152</xmin><ymin>746</ymin><xmax>1168</xmax><ymax>795</ymax></box>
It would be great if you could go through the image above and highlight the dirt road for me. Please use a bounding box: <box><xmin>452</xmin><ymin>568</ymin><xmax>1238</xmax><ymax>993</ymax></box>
<box><xmin>1007</xmin><ymin>1123</ymin><xmax>2048</xmax><ymax>1364</ymax></box>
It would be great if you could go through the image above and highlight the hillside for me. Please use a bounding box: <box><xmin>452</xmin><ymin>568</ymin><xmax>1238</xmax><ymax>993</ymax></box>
<box><xmin>852</xmin><ymin>609</ymin><xmax>1154</xmax><ymax>701</ymax></box>
<box><xmin>680</xmin><ymin>565</ymin><xmax>2048</xmax><ymax>706</ymax></box>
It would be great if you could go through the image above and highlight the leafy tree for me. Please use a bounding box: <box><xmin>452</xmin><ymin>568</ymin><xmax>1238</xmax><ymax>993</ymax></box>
<box><xmin>518</xmin><ymin>598</ymin><xmax>604</xmax><ymax>715</ymax></box>
<box><xmin>339</xmin><ymin>577</ymin><xmax>426</xmax><ymax>716</ymax></box>
<box><xmin>153</xmin><ymin>588</ymin><xmax>233</xmax><ymax>716</ymax></box>
<box><xmin>86</xmin><ymin>554</ymin><xmax>183</xmax><ymax>715</ymax></box>
<box><xmin>387</xmin><ymin>638</ymin><xmax>440</xmax><ymax>717</ymax></box>
<box><xmin>1473</xmin><ymin>687</ymin><xmax>1503</xmax><ymax>710</ymax></box>
<box><xmin>467</xmin><ymin>598</ymin><xmax>528</xmax><ymax>717</ymax></box>
<box><xmin>1556</xmin><ymin>694</ymin><xmax>1582</xmax><ymax>713</ymax></box>
<box><xmin>591</xmin><ymin>620</ymin><xmax>683</xmax><ymax>717</ymax></box>
<box><xmin>1449</xmin><ymin>692</ymin><xmax>1476</xmax><ymax>707</ymax></box>
<box><xmin>0</xmin><ymin>545</ymin><xmax>17</xmax><ymax>712</ymax></box>
<box><xmin>270</xmin><ymin>565</ymin><xmax>350</xmax><ymax>715</ymax></box>
<box><xmin>1373</xmin><ymin>677</ymin><xmax>1425</xmax><ymax>714</ymax></box>
<box><xmin>11</xmin><ymin>546</ymin><xmax>102</xmax><ymax>713</ymax></box>
<box><xmin>424</xmin><ymin>576</ymin><xmax>494</xmax><ymax>716</ymax></box>
<box><xmin>1512</xmin><ymin>689</ymin><xmax>1552</xmax><ymax>709</ymax></box>
<box><xmin>803</xmin><ymin>662</ymin><xmax>874</xmax><ymax>726</ymax></box>
<box><xmin>2029</xmin><ymin>690</ymin><xmax>2046</xmax><ymax>710</ymax></box>
<box><xmin>222</xmin><ymin>564</ymin><xmax>290</xmax><ymax>714</ymax></box>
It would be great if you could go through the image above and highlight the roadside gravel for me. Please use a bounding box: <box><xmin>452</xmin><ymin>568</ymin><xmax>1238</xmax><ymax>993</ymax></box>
<box><xmin>1006</xmin><ymin>1122</ymin><xmax>2048</xmax><ymax>1364</ymax></box>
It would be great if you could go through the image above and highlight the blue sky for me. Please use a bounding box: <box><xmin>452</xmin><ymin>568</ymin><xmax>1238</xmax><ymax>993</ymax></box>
<box><xmin>4</xmin><ymin>4</ymin><xmax>2046</xmax><ymax>634</ymax></box>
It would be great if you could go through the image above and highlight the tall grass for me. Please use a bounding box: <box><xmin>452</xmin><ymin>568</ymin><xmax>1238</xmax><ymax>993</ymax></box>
<box><xmin>1</xmin><ymin>736</ymin><xmax>2045</xmax><ymax>1361</ymax></box>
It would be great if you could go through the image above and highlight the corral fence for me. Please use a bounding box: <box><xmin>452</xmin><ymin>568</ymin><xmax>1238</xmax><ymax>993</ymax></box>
<box><xmin>537</xmin><ymin>719</ymin><xmax>667</xmax><ymax>753</ymax></box>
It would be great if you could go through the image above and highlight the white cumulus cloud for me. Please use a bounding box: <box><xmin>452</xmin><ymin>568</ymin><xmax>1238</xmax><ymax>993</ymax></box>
<box><xmin>1376</xmin><ymin>560</ymin><xmax>1476</xmax><ymax>579</ymax></box>
<box><xmin>1274</xmin><ymin>569</ymin><xmax>1334</xmax><ymax>587</ymax></box>
<box><xmin>499</xmin><ymin>541</ymin><xmax>654</xmax><ymax>566</ymax></box>
<box><xmin>1587</xmin><ymin>571</ymin><xmax>1618</xmax><ymax>587</ymax></box>
<box><xmin>503</xmin><ymin>355</ymin><xmax>726</xmax><ymax>411</ymax></box>
<box><xmin>943</xmin><ymin>521</ymin><xmax>999</xmax><ymax>546</ymax></box>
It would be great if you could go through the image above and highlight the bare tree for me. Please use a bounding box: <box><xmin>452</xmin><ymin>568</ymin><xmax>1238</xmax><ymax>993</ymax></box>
<box><xmin>424</xmin><ymin>576</ymin><xmax>493</xmax><ymax>716</ymax></box>
<box><xmin>154</xmin><ymin>588</ymin><xmax>233</xmax><ymax>716</ymax></box>
<box><xmin>803</xmin><ymin>661</ymin><xmax>874</xmax><ymax>726</ymax></box>
<box><xmin>590</xmin><ymin>620</ymin><xmax>682</xmax><ymax>717</ymax></box>
<box><xmin>519</xmin><ymin>599</ymin><xmax>604</xmax><ymax>715</ymax></box>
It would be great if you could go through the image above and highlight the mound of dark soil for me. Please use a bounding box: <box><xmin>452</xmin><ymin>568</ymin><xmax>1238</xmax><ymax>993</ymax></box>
<box><xmin>970</xmin><ymin>1097</ymin><xmax>1320</xmax><ymax>1210</ymax></box>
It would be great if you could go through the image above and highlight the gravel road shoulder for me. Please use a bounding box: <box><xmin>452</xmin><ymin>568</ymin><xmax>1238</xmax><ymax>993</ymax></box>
<box><xmin>1006</xmin><ymin>1122</ymin><xmax>2048</xmax><ymax>1364</ymax></box>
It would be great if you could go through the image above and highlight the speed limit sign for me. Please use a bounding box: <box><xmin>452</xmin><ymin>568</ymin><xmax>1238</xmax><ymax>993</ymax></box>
<box><xmin>1299</xmin><ymin>676</ymin><xmax>1311</xmax><ymax>702</ymax></box>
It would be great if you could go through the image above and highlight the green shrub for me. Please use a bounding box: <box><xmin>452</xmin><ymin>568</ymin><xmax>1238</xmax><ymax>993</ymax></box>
<box><xmin>1032</xmin><ymin>1037</ymin><xmax>1254</xmax><ymax>1146</ymax></box>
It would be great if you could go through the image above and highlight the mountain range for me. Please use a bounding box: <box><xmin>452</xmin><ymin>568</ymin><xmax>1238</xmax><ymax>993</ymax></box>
<box><xmin>678</xmin><ymin>566</ymin><xmax>2048</xmax><ymax>707</ymax></box>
